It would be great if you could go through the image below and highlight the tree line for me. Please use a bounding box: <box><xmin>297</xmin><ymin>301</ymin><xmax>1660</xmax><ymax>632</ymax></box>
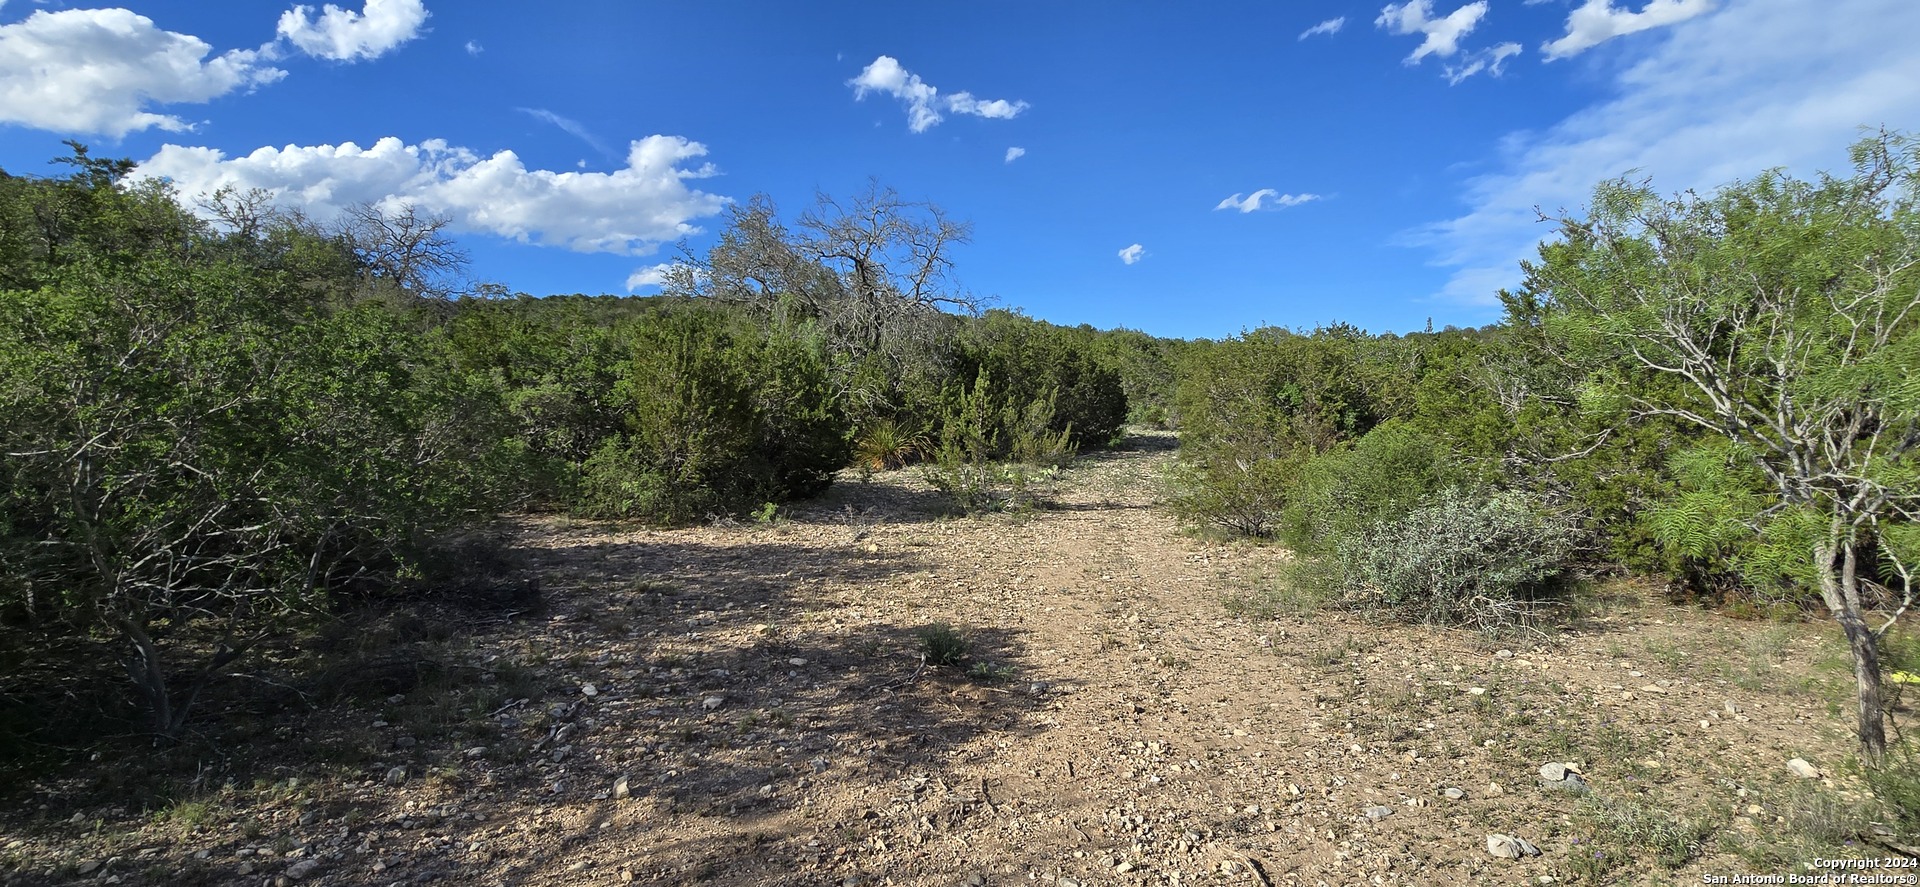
<box><xmin>0</xmin><ymin>150</ymin><xmax>1150</xmax><ymax>744</ymax></box>
<box><xmin>1</xmin><ymin>133</ymin><xmax>1914</xmax><ymax>772</ymax></box>
<box><xmin>1170</xmin><ymin>132</ymin><xmax>1919</xmax><ymax>764</ymax></box>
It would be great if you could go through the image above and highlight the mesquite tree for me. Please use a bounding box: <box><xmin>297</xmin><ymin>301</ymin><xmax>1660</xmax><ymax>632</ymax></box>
<box><xmin>1512</xmin><ymin>131</ymin><xmax>1920</xmax><ymax>762</ymax></box>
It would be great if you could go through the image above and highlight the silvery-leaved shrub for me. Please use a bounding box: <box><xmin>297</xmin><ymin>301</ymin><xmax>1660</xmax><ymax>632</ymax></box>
<box><xmin>1337</xmin><ymin>488</ymin><xmax>1576</xmax><ymax>631</ymax></box>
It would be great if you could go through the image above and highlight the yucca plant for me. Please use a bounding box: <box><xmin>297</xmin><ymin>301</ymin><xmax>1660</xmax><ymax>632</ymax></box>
<box><xmin>853</xmin><ymin>418</ymin><xmax>926</xmax><ymax>471</ymax></box>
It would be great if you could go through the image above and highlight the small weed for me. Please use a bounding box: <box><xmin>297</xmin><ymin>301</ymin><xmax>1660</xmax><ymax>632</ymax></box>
<box><xmin>919</xmin><ymin>623</ymin><xmax>969</xmax><ymax>666</ymax></box>
<box><xmin>752</xmin><ymin>502</ymin><xmax>780</xmax><ymax>525</ymax></box>
<box><xmin>1221</xmin><ymin>575</ymin><xmax>1324</xmax><ymax>621</ymax></box>
<box><xmin>968</xmin><ymin>662</ymin><xmax>1016</xmax><ymax>683</ymax></box>
<box><xmin>1862</xmin><ymin>742</ymin><xmax>1920</xmax><ymax>842</ymax></box>
<box><xmin>153</xmin><ymin>798</ymin><xmax>214</xmax><ymax>828</ymax></box>
<box><xmin>1728</xmin><ymin>781</ymin><xmax>1875</xmax><ymax>871</ymax></box>
<box><xmin>1566</xmin><ymin>835</ymin><xmax>1617</xmax><ymax>883</ymax></box>
<box><xmin>1642</xmin><ymin>638</ymin><xmax>1688</xmax><ymax>670</ymax></box>
<box><xmin>1468</xmin><ymin>690</ymin><xmax>1497</xmax><ymax>720</ymax></box>
<box><xmin>1578</xmin><ymin>794</ymin><xmax>1713</xmax><ymax>870</ymax></box>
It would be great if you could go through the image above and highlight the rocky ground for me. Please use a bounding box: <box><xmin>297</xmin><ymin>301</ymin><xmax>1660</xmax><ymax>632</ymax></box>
<box><xmin>0</xmin><ymin>430</ymin><xmax>1906</xmax><ymax>886</ymax></box>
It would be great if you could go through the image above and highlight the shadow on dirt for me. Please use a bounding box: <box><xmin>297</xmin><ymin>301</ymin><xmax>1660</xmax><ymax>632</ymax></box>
<box><xmin>0</xmin><ymin>521</ymin><xmax>1066</xmax><ymax>886</ymax></box>
<box><xmin>445</xmin><ymin>530</ymin><xmax>1066</xmax><ymax>885</ymax></box>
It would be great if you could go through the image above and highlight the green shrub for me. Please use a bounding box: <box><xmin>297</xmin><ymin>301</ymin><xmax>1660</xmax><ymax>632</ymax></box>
<box><xmin>579</xmin><ymin>308</ymin><xmax>849</xmax><ymax>523</ymax></box>
<box><xmin>0</xmin><ymin>259</ymin><xmax>507</xmax><ymax>735</ymax></box>
<box><xmin>1167</xmin><ymin>449</ymin><xmax>1302</xmax><ymax>538</ymax></box>
<box><xmin>1169</xmin><ymin>327</ymin><xmax>1378</xmax><ymax>537</ymax></box>
<box><xmin>1334</xmin><ymin>488</ymin><xmax>1577</xmax><ymax>630</ymax></box>
<box><xmin>1005</xmin><ymin>387</ymin><xmax>1078</xmax><ymax>468</ymax></box>
<box><xmin>922</xmin><ymin>370</ymin><xmax>1002</xmax><ymax>513</ymax></box>
<box><xmin>1280</xmin><ymin>420</ymin><xmax>1466</xmax><ymax>554</ymax></box>
<box><xmin>960</xmin><ymin>311</ymin><xmax>1127</xmax><ymax>450</ymax></box>
<box><xmin>918</xmin><ymin>623</ymin><xmax>969</xmax><ymax>666</ymax></box>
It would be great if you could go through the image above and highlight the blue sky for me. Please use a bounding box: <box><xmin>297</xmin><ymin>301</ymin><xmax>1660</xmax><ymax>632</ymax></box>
<box><xmin>2</xmin><ymin>0</ymin><xmax>1916</xmax><ymax>339</ymax></box>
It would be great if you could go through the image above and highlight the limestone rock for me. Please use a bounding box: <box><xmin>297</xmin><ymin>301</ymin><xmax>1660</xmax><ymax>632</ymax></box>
<box><xmin>1487</xmin><ymin>834</ymin><xmax>1541</xmax><ymax>859</ymax></box>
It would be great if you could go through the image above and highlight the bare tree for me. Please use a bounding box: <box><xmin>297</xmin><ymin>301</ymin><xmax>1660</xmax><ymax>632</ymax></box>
<box><xmin>335</xmin><ymin>202</ymin><xmax>468</xmax><ymax>298</ymax></box>
<box><xmin>668</xmin><ymin>182</ymin><xmax>982</xmax><ymax>420</ymax></box>
<box><xmin>198</xmin><ymin>186</ymin><xmax>282</xmax><ymax>242</ymax></box>
<box><xmin>799</xmin><ymin>179</ymin><xmax>977</xmax><ymax>315</ymax></box>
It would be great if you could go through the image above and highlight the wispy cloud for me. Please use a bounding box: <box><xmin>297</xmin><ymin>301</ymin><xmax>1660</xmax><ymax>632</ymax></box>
<box><xmin>1298</xmin><ymin>17</ymin><xmax>1346</xmax><ymax>40</ymax></box>
<box><xmin>464</xmin><ymin>39</ymin><xmax>482</xmax><ymax>55</ymax></box>
<box><xmin>1004</xmin><ymin>146</ymin><xmax>1026</xmax><ymax>164</ymax></box>
<box><xmin>517</xmin><ymin>107</ymin><xmax>611</xmax><ymax>157</ymax></box>
<box><xmin>848</xmin><ymin>55</ymin><xmax>1030</xmax><ymax>133</ymax></box>
<box><xmin>1444</xmin><ymin>41</ymin><xmax>1522</xmax><ymax>84</ymax></box>
<box><xmin>1214</xmin><ymin>190</ymin><xmax>1321</xmax><ymax>213</ymax></box>
<box><xmin>1118</xmin><ymin>244</ymin><xmax>1145</xmax><ymax>265</ymax></box>
<box><xmin>1376</xmin><ymin>0</ymin><xmax>1488</xmax><ymax>62</ymax></box>
<box><xmin>1543</xmin><ymin>0</ymin><xmax>1715</xmax><ymax>59</ymax></box>
<box><xmin>1409</xmin><ymin>0</ymin><xmax>1920</xmax><ymax>308</ymax></box>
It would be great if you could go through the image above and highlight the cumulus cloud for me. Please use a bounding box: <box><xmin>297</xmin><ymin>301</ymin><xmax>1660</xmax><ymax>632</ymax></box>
<box><xmin>464</xmin><ymin>39</ymin><xmax>482</xmax><ymax>55</ymax></box>
<box><xmin>1004</xmin><ymin>146</ymin><xmax>1026</xmax><ymax>164</ymax></box>
<box><xmin>1443</xmin><ymin>41</ymin><xmax>1522</xmax><ymax>84</ymax></box>
<box><xmin>277</xmin><ymin>0</ymin><xmax>427</xmax><ymax>62</ymax></box>
<box><xmin>625</xmin><ymin>263</ymin><xmax>670</xmax><ymax>291</ymax></box>
<box><xmin>0</xmin><ymin>8</ymin><xmax>285</xmax><ymax>137</ymax></box>
<box><xmin>1410</xmin><ymin>0</ymin><xmax>1920</xmax><ymax>308</ymax></box>
<box><xmin>1214</xmin><ymin>190</ymin><xmax>1321</xmax><ymax>213</ymax></box>
<box><xmin>848</xmin><ymin>55</ymin><xmax>1029</xmax><ymax>133</ymax></box>
<box><xmin>134</xmin><ymin>134</ymin><xmax>730</xmax><ymax>256</ymax></box>
<box><xmin>1543</xmin><ymin>0</ymin><xmax>1714</xmax><ymax>59</ymax></box>
<box><xmin>1299</xmin><ymin>17</ymin><xmax>1346</xmax><ymax>40</ymax></box>
<box><xmin>1118</xmin><ymin>244</ymin><xmax>1145</xmax><ymax>265</ymax></box>
<box><xmin>1376</xmin><ymin>0</ymin><xmax>1488</xmax><ymax>62</ymax></box>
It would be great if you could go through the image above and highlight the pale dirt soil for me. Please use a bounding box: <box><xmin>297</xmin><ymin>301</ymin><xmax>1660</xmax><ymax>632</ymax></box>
<box><xmin>0</xmin><ymin>430</ymin><xmax>1896</xmax><ymax>887</ymax></box>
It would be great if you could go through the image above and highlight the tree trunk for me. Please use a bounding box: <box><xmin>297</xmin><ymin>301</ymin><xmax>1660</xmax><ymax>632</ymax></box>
<box><xmin>117</xmin><ymin>615</ymin><xmax>177</xmax><ymax>738</ymax></box>
<box><xmin>1837</xmin><ymin>605</ymin><xmax>1888</xmax><ymax>764</ymax></box>
<box><xmin>1821</xmin><ymin>536</ymin><xmax>1889</xmax><ymax>764</ymax></box>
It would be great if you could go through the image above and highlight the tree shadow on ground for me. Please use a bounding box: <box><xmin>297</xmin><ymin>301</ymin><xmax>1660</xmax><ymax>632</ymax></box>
<box><xmin>0</xmin><ymin>523</ymin><xmax>1067</xmax><ymax>887</ymax></box>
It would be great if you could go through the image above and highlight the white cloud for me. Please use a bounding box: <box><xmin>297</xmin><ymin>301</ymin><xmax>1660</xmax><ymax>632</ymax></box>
<box><xmin>1543</xmin><ymin>0</ymin><xmax>1714</xmax><ymax>59</ymax></box>
<box><xmin>464</xmin><ymin>39</ymin><xmax>482</xmax><ymax>55</ymax></box>
<box><xmin>1214</xmin><ymin>190</ymin><xmax>1321</xmax><ymax>213</ymax></box>
<box><xmin>1443</xmin><ymin>41</ymin><xmax>1522</xmax><ymax>84</ymax></box>
<box><xmin>1299</xmin><ymin>17</ymin><xmax>1347</xmax><ymax>40</ymax></box>
<box><xmin>848</xmin><ymin>55</ymin><xmax>1029</xmax><ymax>133</ymax></box>
<box><xmin>1376</xmin><ymin>0</ymin><xmax>1488</xmax><ymax>62</ymax></box>
<box><xmin>277</xmin><ymin>0</ymin><xmax>427</xmax><ymax>62</ymax></box>
<box><xmin>1411</xmin><ymin>0</ymin><xmax>1920</xmax><ymax>308</ymax></box>
<box><xmin>517</xmin><ymin>107</ymin><xmax>610</xmax><ymax>157</ymax></box>
<box><xmin>134</xmin><ymin>134</ymin><xmax>730</xmax><ymax>256</ymax></box>
<box><xmin>1118</xmin><ymin>244</ymin><xmax>1145</xmax><ymax>265</ymax></box>
<box><xmin>1004</xmin><ymin>146</ymin><xmax>1026</xmax><ymax>164</ymax></box>
<box><xmin>626</xmin><ymin>262</ymin><xmax>706</xmax><ymax>292</ymax></box>
<box><xmin>0</xmin><ymin>8</ymin><xmax>284</xmax><ymax>137</ymax></box>
<box><xmin>625</xmin><ymin>263</ymin><xmax>671</xmax><ymax>292</ymax></box>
